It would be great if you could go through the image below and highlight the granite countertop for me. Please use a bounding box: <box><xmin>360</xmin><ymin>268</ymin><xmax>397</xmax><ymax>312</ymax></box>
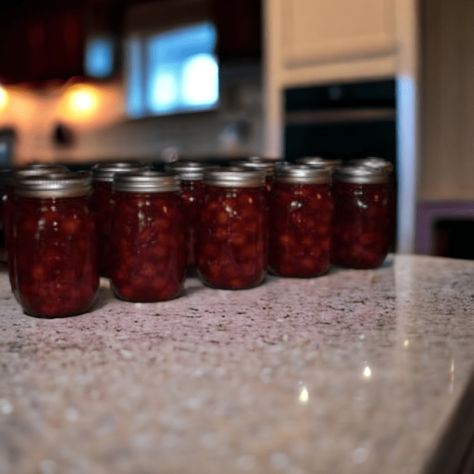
<box><xmin>1</xmin><ymin>255</ymin><xmax>474</xmax><ymax>474</ymax></box>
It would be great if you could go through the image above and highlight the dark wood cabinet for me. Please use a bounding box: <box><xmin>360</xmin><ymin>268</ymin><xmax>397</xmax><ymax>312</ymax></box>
<box><xmin>212</xmin><ymin>0</ymin><xmax>261</xmax><ymax>60</ymax></box>
<box><xmin>0</xmin><ymin>0</ymin><xmax>261</xmax><ymax>85</ymax></box>
<box><xmin>0</xmin><ymin>6</ymin><xmax>85</xmax><ymax>84</ymax></box>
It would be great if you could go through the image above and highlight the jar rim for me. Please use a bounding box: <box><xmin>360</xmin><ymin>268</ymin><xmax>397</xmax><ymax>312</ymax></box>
<box><xmin>348</xmin><ymin>157</ymin><xmax>393</xmax><ymax>174</ymax></box>
<box><xmin>335</xmin><ymin>165</ymin><xmax>389</xmax><ymax>184</ymax></box>
<box><xmin>233</xmin><ymin>159</ymin><xmax>277</xmax><ymax>177</ymax></box>
<box><xmin>113</xmin><ymin>170</ymin><xmax>180</xmax><ymax>193</ymax></box>
<box><xmin>15</xmin><ymin>171</ymin><xmax>92</xmax><ymax>198</ymax></box>
<box><xmin>274</xmin><ymin>164</ymin><xmax>332</xmax><ymax>184</ymax></box>
<box><xmin>165</xmin><ymin>161</ymin><xmax>208</xmax><ymax>181</ymax></box>
<box><xmin>203</xmin><ymin>168</ymin><xmax>265</xmax><ymax>188</ymax></box>
<box><xmin>92</xmin><ymin>161</ymin><xmax>148</xmax><ymax>182</ymax></box>
<box><xmin>295</xmin><ymin>156</ymin><xmax>343</xmax><ymax>170</ymax></box>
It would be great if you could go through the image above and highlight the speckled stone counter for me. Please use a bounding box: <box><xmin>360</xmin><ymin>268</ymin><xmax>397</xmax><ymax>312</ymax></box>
<box><xmin>1</xmin><ymin>255</ymin><xmax>474</xmax><ymax>474</ymax></box>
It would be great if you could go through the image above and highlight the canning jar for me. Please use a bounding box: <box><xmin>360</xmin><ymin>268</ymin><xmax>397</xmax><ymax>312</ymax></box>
<box><xmin>12</xmin><ymin>172</ymin><xmax>98</xmax><ymax>317</ymax></box>
<box><xmin>269</xmin><ymin>165</ymin><xmax>333</xmax><ymax>277</ymax></box>
<box><xmin>196</xmin><ymin>169</ymin><xmax>267</xmax><ymax>289</ymax></box>
<box><xmin>91</xmin><ymin>161</ymin><xmax>147</xmax><ymax>277</ymax></box>
<box><xmin>348</xmin><ymin>157</ymin><xmax>396</xmax><ymax>248</ymax></box>
<box><xmin>110</xmin><ymin>171</ymin><xmax>186</xmax><ymax>302</ymax></box>
<box><xmin>332</xmin><ymin>166</ymin><xmax>391</xmax><ymax>269</ymax></box>
<box><xmin>166</xmin><ymin>161</ymin><xmax>207</xmax><ymax>267</ymax></box>
<box><xmin>5</xmin><ymin>166</ymin><xmax>70</xmax><ymax>289</ymax></box>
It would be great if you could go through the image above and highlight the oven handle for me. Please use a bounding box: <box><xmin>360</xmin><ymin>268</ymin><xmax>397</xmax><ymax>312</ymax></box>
<box><xmin>286</xmin><ymin>108</ymin><xmax>395</xmax><ymax>125</ymax></box>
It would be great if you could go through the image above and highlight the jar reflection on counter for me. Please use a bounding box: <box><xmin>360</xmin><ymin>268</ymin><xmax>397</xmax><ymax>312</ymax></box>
<box><xmin>269</xmin><ymin>165</ymin><xmax>333</xmax><ymax>278</ymax></box>
<box><xmin>331</xmin><ymin>166</ymin><xmax>392</xmax><ymax>269</ymax></box>
<box><xmin>196</xmin><ymin>169</ymin><xmax>268</xmax><ymax>290</ymax></box>
<box><xmin>165</xmin><ymin>161</ymin><xmax>207</xmax><ymax>267</ymax></box>
<box><xmin>91</xmin><ymin>161</ymin><xmax>148</xmax><ymax>277</ymax></box>
<box><xmin>12</xmin><ymin>172</ymin><xmax>99</xmax><ymax>317</ymax></box>
<box><xmin>110</xmin><ymin>171</ymin><xmax>186</xmax><ymax>302</ymax></box>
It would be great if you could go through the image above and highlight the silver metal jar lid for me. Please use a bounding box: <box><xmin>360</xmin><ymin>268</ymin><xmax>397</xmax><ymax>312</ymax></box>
<box><xmin>12</xmin><ymin>166</ymin><xmax>71</xmax><ymax>183</ymax></box>
<box><xmin>295</xmin><ymin>156</ymin><xmax>343</xmax><ymax>170</ymax></box>
<box><xmin>204</xmin><ymin>168</ymin><xmax>265</xmax><ymax>188</ymax></box>
<box><xmin>165</xmin><ymin>161</ymin><xmax>207</xmax><ymax>181</ymax></box>
<box><xmin>113</xmin><ymin>171</ymin><xmax>180</xmax><ymax>193</ymax></box>
<box><xmin>348</xmin><ymin>157</ymin><xmax>394</xmax><ymax>174</ymax></box>
<box><xmin>15</xmin><ymin>171</ymin><xmax>92</xmax><ymax>198</ymax></box>
<box><xmin>92</xmin><ymin>161</ymin><xmax>147</xmax><ymax>183</ymax></box>
<box><xmin>23</xmin><ymin>163</ymin><xmax>69</xmax><ymax>171</ymax></box>
<box><xmin>233</xmin><ymin>159</ymin><xmax>277</xmax><ymax>177</ymax></box>
<box><xmin>274</xmin><ymin>164</ymin><xmax>332</xmax><ymax>184</ymax></box>
<box><xmin>335</xmin><ymin>166</ymin><xmax>389</xmax><ymax>184</ymax></box>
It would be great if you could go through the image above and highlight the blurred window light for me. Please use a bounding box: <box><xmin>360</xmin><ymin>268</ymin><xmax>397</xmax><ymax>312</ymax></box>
<box><xmin>85</xmin><ymin>37</ymin><xmax>114</xmax><ymax>78</ymax></box>
<box><xmin>126</xmin><ymin>22</ymin><xmax>218</xmax><ymax>118</ymax></box>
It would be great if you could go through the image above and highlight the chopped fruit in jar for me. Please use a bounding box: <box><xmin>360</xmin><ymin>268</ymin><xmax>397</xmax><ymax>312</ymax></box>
<box><xmin>196</xmin><ymin>185</ymin><xmax>267</xmax><ymax>289</ymax></box>
<box><xmin>331</xmin><ymin>181</ymin><xmax>391</xmax><ymax>269</ymax></box>
<box><xmin>269</xmin><ymin>182</ymin><xmax>333</xmax><ymax>278</ymax></box>
<box><xmin>13</xmin><ymin>196</ymin><xmax>99</xmax><ymax>318</ymax></box>
<box><xmin>110</xmin><ymin>191</ymin><xmax>186</xmax><ymax>302</ymax></box>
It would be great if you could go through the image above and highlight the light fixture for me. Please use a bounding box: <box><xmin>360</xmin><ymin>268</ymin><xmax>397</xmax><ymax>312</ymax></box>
<box><xmin>61</xmin><ymin>84</ymin><xmax>99</xmax><ymax>120</ymax></box>
<box><xmin>0</xmin><ymin>85</ymin><xmax>9</xmax><ymax>111</ymax></box>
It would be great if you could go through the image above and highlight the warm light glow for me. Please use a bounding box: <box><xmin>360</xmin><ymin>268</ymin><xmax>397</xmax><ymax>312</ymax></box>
<box><xmin>403</xmin><ymin>339</ymin><xmax>410</xmax><ymax>348</ymax></box>
<box><xmin>0</xmin><ymin>86</ymin><xmax>9</xmax><ymax>111</ymax></box>
<box><xmin>62</xmin><ymin>84</ymin><xmax>99</xmax><ymax>119</ymax></box>
<box><xmin>298</xmin><ymin>386</ymin><xmax>309</xmax><ymax>404</ymax></box>
<box><xmin>363</xmin><ymin>366</ymin><xmax>372</xmax><ymax>379</ymax></box>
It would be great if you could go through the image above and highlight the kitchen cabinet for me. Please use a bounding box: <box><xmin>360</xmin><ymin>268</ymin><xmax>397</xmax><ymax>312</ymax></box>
<box><xmin>0</xmin><ymin>6</ymin><xmax>85</xmax><ymax>84</ymax></box>
<box><xmin>280</xmin><ymin>0</ymin><xmax>396</xmax><ymax>68</ymax></box>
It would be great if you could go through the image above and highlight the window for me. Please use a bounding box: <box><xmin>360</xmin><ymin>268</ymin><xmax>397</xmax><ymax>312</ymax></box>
<box><xmin>126</xmin><ymin>22</ymin><xmax>218</xmax><ymax>118</ymax></box>
<box><xmin>85</xmin><ymin>37</ymin><xmax>115</xmax><ymax>79</ymax></box>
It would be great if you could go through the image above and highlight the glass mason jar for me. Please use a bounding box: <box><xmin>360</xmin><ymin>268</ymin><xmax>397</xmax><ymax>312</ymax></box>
<box><xmin>110</xmin><ymin>171</ymin><xmax>186</xmax><ymax>302</ymax></box>
<box><xmin>348</xmin><ymin>157</ymin><xmax>396</xmax><ymax>245</ymax></box>
<box><xmin>4</xmin><ymin>166</ymin><xmax>70</xmax><ymax>288</ymax></box>
<box><xmin>12</xmin><ymin>172</ymin><xmax>98</xmax><ymax>317</ymax></box>
<box><xmin>196</xmin><ymin>169</ymin><xmax>268</xmax><ymax>290</ymax></box>
<box><xmin>269</xmin><ymin>165</ymin><xmax>333</xmax><ymax>277</ymax></box>
<box><xmin>332</xmin><ymin>166</ymin><xmax>392</xmax><ymax>269</ymax></box>
<box><xmin>166</xmin><ymin>161</ymin><xmax>207</xmax><ymax>267</ymax></box>
<box><xmin>295</xmin><ymin>156</ymin><xmax>343</xmax><ymax>173</ymax></box>
<box><xmin>91</xmin><ymin>161</ymin><xmax>146</xmax><ymax>277</ymax></box>
<box><xmin>234</xmin><ymin>158</ymin><xmax>277</xmax><ymax>195</ymax></box>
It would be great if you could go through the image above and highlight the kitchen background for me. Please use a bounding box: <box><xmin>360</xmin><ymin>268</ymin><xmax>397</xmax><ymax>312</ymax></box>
<box><xmin>0</xmin><ymin>0</ymin><xmax>473</xmax><ymax>257</ymax></box>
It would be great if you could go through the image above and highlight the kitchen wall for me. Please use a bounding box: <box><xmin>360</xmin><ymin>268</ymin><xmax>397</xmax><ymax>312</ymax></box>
<box><xmin>0</xmin><ymin>63</ymin><xmax>264</xmax><ymax>165</ymax></box>
<box><xmin>420</xmin><ymin>0</ymin><xmax>474</xmax><ymax>201</ymax></box>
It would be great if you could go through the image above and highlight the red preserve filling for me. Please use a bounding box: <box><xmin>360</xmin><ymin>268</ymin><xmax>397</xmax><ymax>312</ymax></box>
<box><xmin>269</xmin><ymin>182</ymin><xmax>333</xmax><ymax>277</ymax></box>
<box><xmin>90</xmin><ymin>181</ymin><xmax>115</xmax><ymax>277</ymax></box>
<box><xmin>196</xmin><ymin>185</ymin><xmax>267</xmax><ymax>289</ymax></box>
<box><xmin>4</xmin><ymin>186</ymin><xmax>17</xmax><ymax>294</ymax></box>
<box><xmin>110</xmin><ymin>191</ymin><xmax>186</xmax><ymax>302</ymax></box>
<box><xmin>180</xmin><ymin>179</ymin><xmax>205</xmax><ymax>266</ymax></box>
<box><xmin>331</xmin><ymin>182</ymin><xmax>391</xmax><ymax>269</ymax></box>
<box><xmin>0</xmin><ymin>190</ymin><xmax>5</xmax><ymax>254</ymax></box>
<box><xmin>14</xmin><ymin>196</ymin><xmax>99</xmax><ymax>317</ymax></box>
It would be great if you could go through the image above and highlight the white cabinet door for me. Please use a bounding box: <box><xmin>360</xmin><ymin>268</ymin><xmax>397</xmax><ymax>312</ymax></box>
<box><xmin>280</xmin><ymin>0</ymin><xmax>396</xmax><ymax>68</ymax></box>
